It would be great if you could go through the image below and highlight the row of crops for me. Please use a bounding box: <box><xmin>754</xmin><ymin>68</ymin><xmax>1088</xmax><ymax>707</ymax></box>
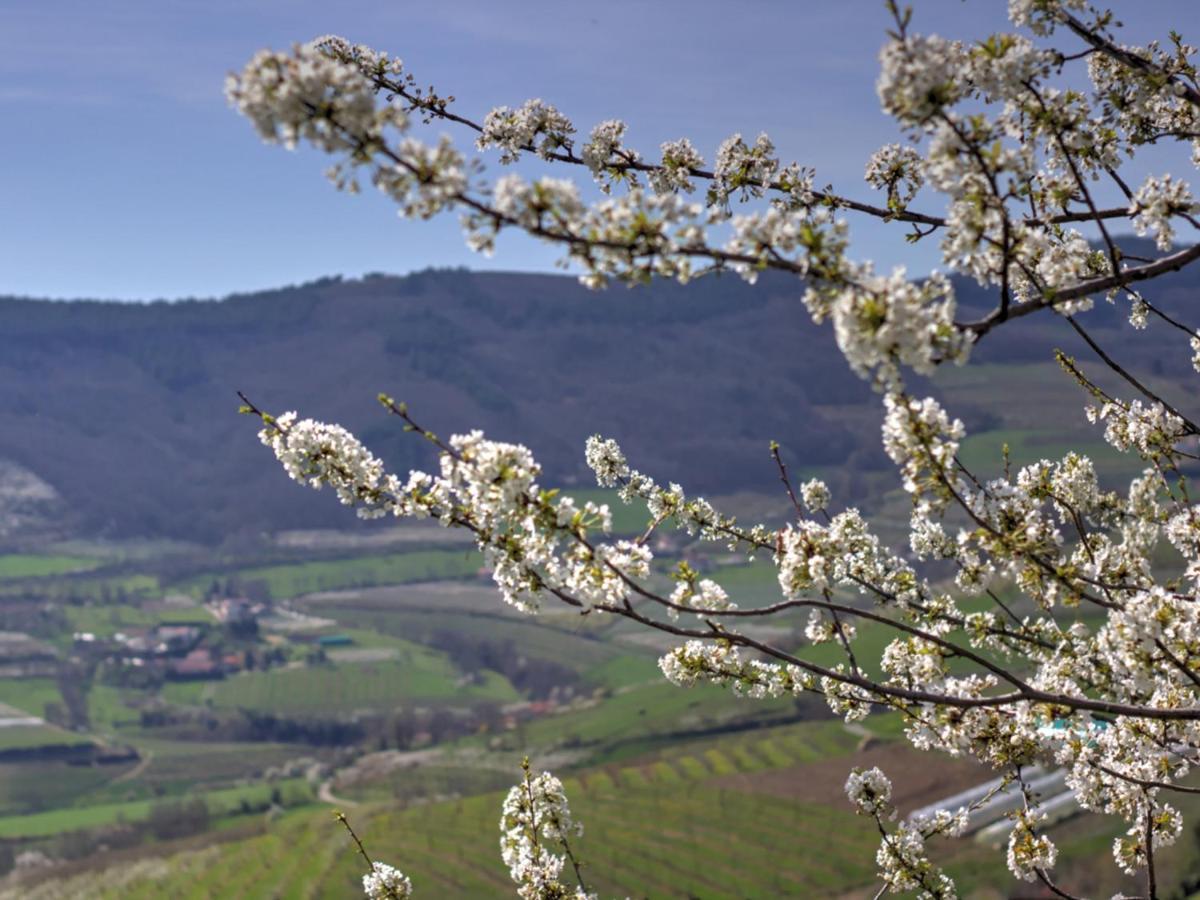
<box><xmin>10</xmin><ymin>722</ymin><xmax>871</xmax><ymax>899</ymax></box>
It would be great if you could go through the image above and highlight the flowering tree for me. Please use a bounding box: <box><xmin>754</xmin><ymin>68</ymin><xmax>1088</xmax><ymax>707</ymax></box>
<box><xmin>227</xmin><ymin>0</ymin><xmax>1200</xmax><ymax>895</ymax></box>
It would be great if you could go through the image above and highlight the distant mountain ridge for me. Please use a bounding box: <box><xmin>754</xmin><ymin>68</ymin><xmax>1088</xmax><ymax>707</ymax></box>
<box><xmin>0</xmin><ymin>242</ymin><xmax>1192</xmax><ymax>543</ymax></box>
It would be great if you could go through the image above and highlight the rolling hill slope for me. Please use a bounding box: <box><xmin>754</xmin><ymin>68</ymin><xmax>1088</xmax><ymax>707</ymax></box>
<box><xmin>0</xmin><ymin>239</ymin><xmax>1192</xmax><ymax>543</ymax></box>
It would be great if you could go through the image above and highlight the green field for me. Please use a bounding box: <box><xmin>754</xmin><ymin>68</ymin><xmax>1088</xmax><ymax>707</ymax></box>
<box><xmin>200</xmin><ymin>654</ymin><xmax>518</xmax><ymax>714</ymax></box>
<box><xmin>0</xmin><ymin>680</ymin><xmax>62</xmax><ymax>722</ymax></box>
<box><xmin>174</xmin><ymin>548</ymin><xmax>483</xmax><ymax>599</ymax></box>
<box><xmin>9</xmin><ymin>572</ymin><xmax>163</xmax><ymax>603</ymax></box>
<box><xmin>158</xmin><ymin>623</ymin><xmax>526</xmax><ymax>714</ymax></box>
<box><xmin>0</xmin><ymin>760</ymin><xmax>138</xmax><ymax>817</ymax></box>
<box><xmin>306</xmin><ymin>603</ymin><xmax>628</xmax><ymax>678</ymax></box>
<box><xmin>703</xmin><ymin>558</ymin><xmax>788</xmax><ymax>608</ymax></box>
<box><xmin>0</xmin><ymin>777</ymin><xmax>313</xmax><ymax>839</ymax></box>
<box><xmin>124</xmin><ymin>739</ymin><xmax>307</xmax><ymax>787</ymax></box>
<box><xmin>955</xmin><ymin>427</ymin><xmax>1129</xmax><ymax>480</ymax></box>
<box><xmin>934</xmin><ymin>360</ymin><xmax>1187</xmax><ymax>487</ymax></box>
<box><xmin>491</xmin><ymin>678</ymin><xmax>802</xmax><ymax>766</ymax></box>
<box><xmin>0</xmin><ymin>723</ymin><xmax>91</xmax><ymax>753</ymax></box>
<box><xmin>0</xmin><ymin>553</ymin><xmax>102</xmax><ymax>580</ymax></box>
<box><xmin>63</xmin><ymin>602</ymin><xmax>212</xmax><ymax>639</ymax></box>
<box><xmin>338</xmin><ymin>763</ymin><xmax>516</xmax><ymax>805</ymax></box>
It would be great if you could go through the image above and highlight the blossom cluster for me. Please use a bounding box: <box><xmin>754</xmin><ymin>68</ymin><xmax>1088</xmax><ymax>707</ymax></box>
<box><xmin>844</xmin><ymin>767</ymin><xmax>959</xmax><ymax>897</ymax></box>
<box><xmin>844</xmin><ymin>766</ymin><xmax>893</xmax><ymax>816</ymax></box>
<box><xmin>478</xmin><ymin>99</ymin><xmax>575</xmax><ymax>164</ymax></box>
<box><xmin>362</xmin><ymin>862</ymin><xmax>413</xmax><ymax>900</ymax></box>
<box><xmin>227</xmin><ymin>42</ymin><xmax>406</xmax><ymax>155</ymax></box>
<box><xmin>254</xmin><ymin>377</ymin><xmax>1200</xmax><ymax>886</ymax></box>
<box><xmin>1086</xmin><ymin>398</ymin><xmax>1186</xmax><ymax>458</ymax></box>
<box><xmin>1130</xmin><ymin>174</ymin><xmax>1198</xmax><ymax>251</ymax></box>
<box><xmin>499</xmin><ymin>766</ymin><xmax>593</xmax><ymax>900</ymax></box>
<box><xmin>710</xmin><ymin>133</ymin><xmax>778</xmax><ymax>206</ymax></box>
<box><xmin>864</xmin><ymin>143</ymin><xmax>924</xmax><ymax>209</ymax></box>
<box><xmin>1006</xmin><ymin>810</ymin><xmax>1058</xmax><ymax>882</ymax></box>
<box><xmin>658</xmin><ymin>640</ymin><xmax>812</xmax><ymax>699</ymax></box>
<box><xmin>648</xmin><ymin>138</ymin><xmax>704</xmax><ymax>195</ymax></box>
<box><xmin>581</xmin><ymin>119</ymin><xmax>638</xmax><ymax>193</ymax></box>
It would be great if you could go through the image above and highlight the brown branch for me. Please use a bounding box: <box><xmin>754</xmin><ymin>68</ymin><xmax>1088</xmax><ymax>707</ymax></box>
<box><xmin>1064</xmin><ymin>315</ymin><xmax>1200</xmax><ymax>435</ymax></box>
<box><xmin>962</xmin><ymin>243</ymin><xmax>1200</xmax><ymax>337</ymax></box>
<box><xmin>1057</xmin><ymin>9</ymin><xmax>1200</xmax><ymax>109</ymax></box>
<box><xmin>357</xmin><ymin>64</ymin><xmax>1133</xmax><ymax>234</ymax></box>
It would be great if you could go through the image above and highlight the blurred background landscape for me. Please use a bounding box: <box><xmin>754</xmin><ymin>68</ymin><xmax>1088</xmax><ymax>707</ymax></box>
<box><xmin>0</xmin><ymin>250</ymin><xmax>1194</xmax><ymax>896</ymax></box>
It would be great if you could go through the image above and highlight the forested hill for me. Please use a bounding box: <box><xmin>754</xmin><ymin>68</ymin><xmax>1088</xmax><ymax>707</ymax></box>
<box><xmin>0</xmin><ymin>247</ymin><xmax>1193</xmax><ymax>544</ymax></box>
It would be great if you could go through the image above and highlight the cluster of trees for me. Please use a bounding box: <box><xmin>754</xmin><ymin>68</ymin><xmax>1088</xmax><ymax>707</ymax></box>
<box><xmin>426</xmin><ymin>629</ymin><xmax>579</xmax><ymax>701</ymax></box>
<box><xmin>134</xmin><ymin>703</ymin><xmax>503</xmax><ymax>751</ymax></box>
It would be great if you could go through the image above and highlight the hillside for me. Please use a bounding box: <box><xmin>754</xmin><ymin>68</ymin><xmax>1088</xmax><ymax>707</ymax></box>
<box><xmin>10</xmin><ymin>719</ymin><xmax>1200</xmax><ymax>899</ymax></box>
<box><xmin>0</xmin><ymin>241</ymin><xmax>1193</xmax><ymax>544</ymax></box>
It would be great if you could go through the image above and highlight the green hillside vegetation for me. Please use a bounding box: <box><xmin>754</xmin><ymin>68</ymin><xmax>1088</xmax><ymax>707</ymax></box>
<box><xmin>15</xmin><ymin>716</ymin><xmax>1200</xmax><ymax>899</ymax></box>
<box><xmin>63</xmin><ymin>603</ymin><xmax>213</xmax><ymax>639</ymax></box>
<box><xmin>0</xmin><ymin>681</ymin><xmax>62</xmax><ymax>722</ymax></box>
<box><xmin>304</xmin><ymin>602</ymin><xmax>620</xmax><ymax>668</ymax></box>
<box><xmin>116</xmin><ymin>740</ymin><xmax>307</xmax><ymax>794</ymax></box>
<box><xmin>175</xmin><ymin>548</ymin><xmax>482</xmax><ymax>599</ymax></box>
<box><xmin>0</xmin><ymin>723</ymin><xmax>91</xmax><ymax>753</ymax></box>
<box><xmin>0</xmin><ymin>554</ymin><xmax>101</xmax><ymax>580</ymax></box>
<box><xmin>497</xmin><ymin>679</ymin><xmax>802</xmax><ymax>764</ymax></box>
<box><xmin>0</xmin><ymin>761</ymin><xmax>139</xmax><ymax>818</ymax></box>
<box><xmin>0</xmin><ymin>777</ymin><xmax>313</xmax><ymax>840</ymax></box>
<box><xmin>11</xmin><ymin>573</ymin><xmax>162</xmax><ymax>603</ymax></box>
<box><xmin>934</xmin><ymin>360</ymin><xmax>1163</xmax><ymax>485</ymax></box>
<box><xmin>0</xmin><ymin>721</ymin><xmax>877</xmax><ymax>898</ymax></box>
<box><xmin>0</xmin><ymin>254</ymin><xmax>1191</xmax><ymax>544</ymax></box>
<box><xmin>202</xmin><ymin>655</ymin><xmax>518</xmax><ymax>714</ymax></box>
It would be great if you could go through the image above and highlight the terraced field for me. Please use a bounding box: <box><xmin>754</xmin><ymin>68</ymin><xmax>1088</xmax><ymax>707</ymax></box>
<box><xmin>4</xmin><ymin>721</ymin><xmax>884</xmax><ymax>898</ymax></box>
<box><xmin>10</xmin><ymin>714</ymin><xmax>1197</xmax><ymax>898</ymax></box>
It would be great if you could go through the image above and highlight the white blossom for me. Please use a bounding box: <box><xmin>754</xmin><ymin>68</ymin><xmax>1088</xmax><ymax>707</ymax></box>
<box><xmin>581</xmin><ymin>119</ymin><xmax>637</xmax><ymax>192</ymax></box>
<box><xmin>649</xmin><ymin>138</ymin><xmax>704</xmax><ymax>194</ymax></box>
<box><xmin>226</xmin><ymin>43</ymin><xmax>404</xmax><ymax>152</ymax></box>
<box><xmin>845</xmin><ymin>766</ymin><xmax>892</xmax><ymax>816</ymax></box>
<box><xmin>499</xmin><ymin>767</ymin><xmax>593</xmax><ymax>900</ymax></box>
<box><xmin>878</xmin><ymin>34</ymin><xmax>968</xmax><ymax>124</ymax></box>
<box><xmin>1130</xmin><ymin>174</ymin><xmax>1198</xmax><ymax>250</ymax></box>
<box><xmin>1006</xmin><ymin>811</ymin><xmax>1058</xmax><ymax>882</ymax></box>
<box><xmin>865</xmin><ymin>143</ymin><xmax>924</xmax><ymax>208</ymax></box>
<box><xmin>881</xmin><ymin>394</ymin><xmax>965</xmax><ymax>508</ymax></box>
<box><xmin>1086</xmin><ymin>399</ymin><xmax>1186</xmax><ymax>458</ymax></box>
<box><xmin>712</xmin><ymin>133</ymin><xmax>778</xmax><ymax>205</ymax></box>
<box><xmin>800</xmin><ymin>478</ymin><xmax>830</xmax><ymax>513</ymax></box>
<box><xmin>362</xmin><ymin>862</ymin><xmax>413</xmax><ymax>900</ymax></box>
<box><xmin>1008</xmin><ymin>0</ymin><xmax>1088</xmax><ymax>35</ymax></box>
<box><xmin>478</xmin><ymin>99</ymin><xmax>575</xmax><ymax>164</ymax></box>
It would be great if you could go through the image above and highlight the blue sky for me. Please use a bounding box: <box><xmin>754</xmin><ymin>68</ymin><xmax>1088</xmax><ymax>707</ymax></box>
<box><xmin>1</xmin><ymin>1</ymin><xmax>1192</xmax><ymax>300</ymax></box>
